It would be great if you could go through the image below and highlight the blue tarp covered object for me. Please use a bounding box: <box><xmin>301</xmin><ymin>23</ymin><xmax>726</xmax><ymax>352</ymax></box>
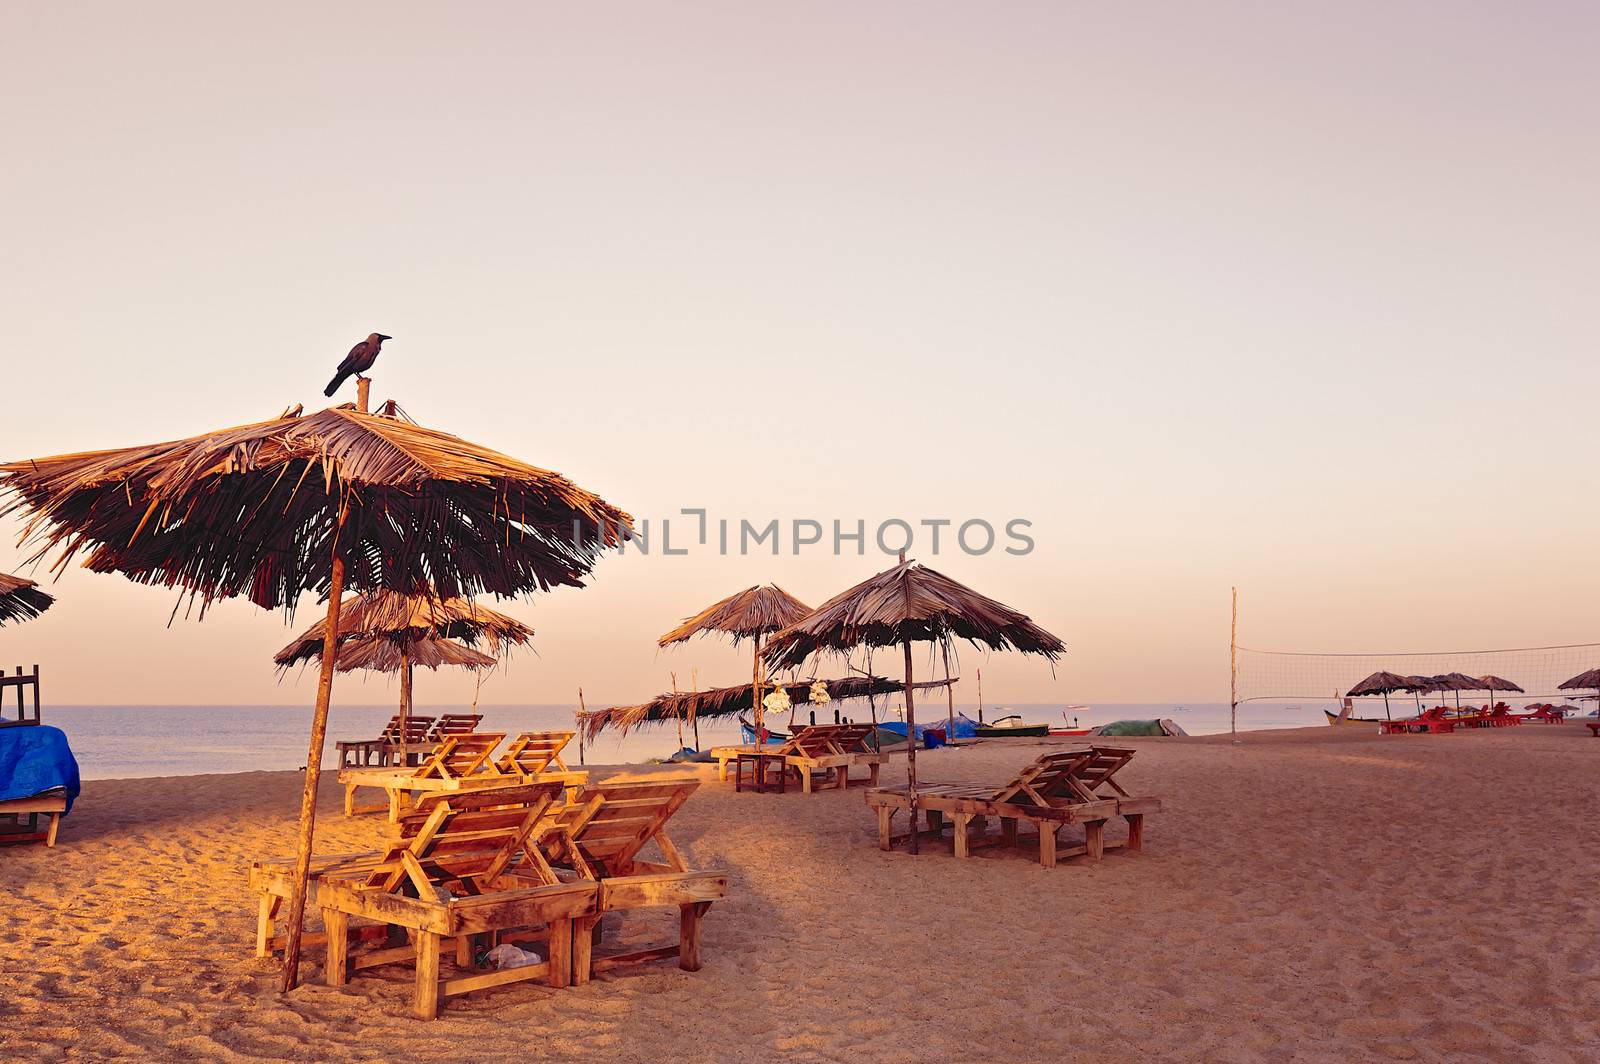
<box><xmin>0</xmin><ymin>725</ymin><xmax>81</xmax><ymax>813</ymax></box>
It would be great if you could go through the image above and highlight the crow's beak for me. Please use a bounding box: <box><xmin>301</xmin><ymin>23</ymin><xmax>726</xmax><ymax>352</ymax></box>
<box><xmin>378</xmin><ymin>334</ymin><xmax>392</xmax><ymax>341</ymax></box>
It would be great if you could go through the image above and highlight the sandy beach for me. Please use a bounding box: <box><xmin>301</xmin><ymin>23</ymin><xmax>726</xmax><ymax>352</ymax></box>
<box><xmin>3</xmin><ymin>725</ymin><xmax>1598</xmax><ymax>1063</ymax></box>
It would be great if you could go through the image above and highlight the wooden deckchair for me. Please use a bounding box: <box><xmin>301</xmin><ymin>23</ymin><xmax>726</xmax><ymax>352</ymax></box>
<box><xmin>536</xmin><ymin>778</ymin><xmax>727</xmax><ymax>982</ymax></box>
<box><xmin>314</xmin><ymin>782</ymin><xmax>595</xmax><ymax>1018</ymax></box>
<box><xmin>866</xmin><ymin>749</ymin><xmax>1150</xmax><ymax>868</ymax></box>
<box><xmin>427</xmin><ymin>713</ymin><xmax>484</xmax><ymax>740</ymax></box>
<box><xmin>495</xmin><ymin>730</ymin><xmax>589</xmax><ymax>799</ymax></box>
<box><xmin>336</xmin><ymin>714</ymin><xmax>436</xmax><ymax>769</ymax></box>
<box><xmin>712</xmin><ymin>723</ymin><xmax>886</xmax><ymax>792</ymax></box>
<box><xmin>339</xmin><ymin>732</ymin><xmax>512</xmax><ymax>821</ymax></box>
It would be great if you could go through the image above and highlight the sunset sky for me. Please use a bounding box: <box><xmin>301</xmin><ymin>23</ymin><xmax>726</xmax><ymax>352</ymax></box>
<box><xmin>3</xmin><ymin>3</ymin><xmax>1597</xmax><ymax>709</ymax></box>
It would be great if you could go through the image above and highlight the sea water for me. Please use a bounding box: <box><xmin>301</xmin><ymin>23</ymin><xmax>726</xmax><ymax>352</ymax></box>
<box><xmin>39</xmin><ymin>702</ymin><xmax>1331</xmax><ymax>780</ymax></box>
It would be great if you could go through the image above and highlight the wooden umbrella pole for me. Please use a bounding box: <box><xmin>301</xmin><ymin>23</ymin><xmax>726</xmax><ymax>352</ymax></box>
<box><xmin>280</xmin><ymin>506</ymin><xmax>348</xmax><ymax>993</ymax></box>
<box><xmin>977</xmin><ymin>667</ymin><xmax>983</xmax><ymax>725</ymax></box>
<box><xmin>576</xmin><ymin>687</ymin><xmax>586</xmax><ymax>767</ymax></box>
<box><xmin>751</xmin><ymin>633</ymin><xmax>763</xmax><ymax>746</ymax></box>
<box><xmin>942</xmin><ymin>638</ymin><xmax>955</xmax><ymax>747</ymax></box>
<box><xmin>903</xmin><ymin>639</ymin><xmax>919</xmax><ymax>855</ymax></box>
<box><xmin>398</xmin><ymin>638</ymin><xmax>413</xmax><ymax>765</ymax></box>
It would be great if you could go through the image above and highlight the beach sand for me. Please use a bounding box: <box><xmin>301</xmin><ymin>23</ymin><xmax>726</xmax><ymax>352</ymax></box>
<box><xmin>2</xmin><ymin>724</ymin><xmax>1598</xmax><ymax>1063</ymax></box>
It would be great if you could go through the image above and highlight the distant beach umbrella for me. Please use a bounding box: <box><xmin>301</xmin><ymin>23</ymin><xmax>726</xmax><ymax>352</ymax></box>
<box><xmin>1558</xmin><ymin>669</ymin><xmax>1600</xmax><ymax>715</ymax></box>
<box><xmin>0</xmin><ymin>571</ymin><xmax>53</xmax><ymax>626</ymax></box>
<box><xmin>274</xmin><ymin>590</ymin><xmax>531</xmax><ymax>751</ymax></box>
<box><xmin>658</xmin><ymin>584</ymin><xmax>811</xmax><ymax>745</ymax></box>
<box><xmin>761</xmin><ymin>558</ymin><xmax>1064</xmax><ymax>854</ymax></box>
<box><xmin>1345</xmin><ymin>670</ymin><xmax>1419</xmax><ymax>720</ymax></box>
<box><xmin>1434</xmin><ymin>672</ymin><xmax>1487</xmax><ymax>710</ymax></box>
<box><xmin>1476</xmin><ymin>674</ymin><xmax>1523</xmax><ymax>707</ymax></box>
<box><xmin>330</xmin><ymin>634</ymin><xmax>496</xmax><ymax>673</ymax></box>
<box><xmin>0</xmin><ymin>400</ymin><xmax>629</xmax><ymax>992</ymax></box>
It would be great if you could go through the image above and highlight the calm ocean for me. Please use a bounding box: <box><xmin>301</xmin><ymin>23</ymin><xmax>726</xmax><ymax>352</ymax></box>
<box><xmin>40</xmin><ymin>701</ymin><xmax>1331</xmax><ymax>780</ymax></box>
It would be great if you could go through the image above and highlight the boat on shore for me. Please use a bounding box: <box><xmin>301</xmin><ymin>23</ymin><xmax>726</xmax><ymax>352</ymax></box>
<box><xmin>1324</xmin><ymin>709</ymin><xmax>1381</xmax><ymax>726</ymax></box>
<box><xmin>976</xmin><ymin>713</ymin><xmax>1051</xmax><ymax>738</ymax></box>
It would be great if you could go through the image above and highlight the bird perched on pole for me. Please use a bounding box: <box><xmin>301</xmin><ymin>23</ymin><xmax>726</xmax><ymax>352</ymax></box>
<box><xmin>324</xmin><ymin>333</ymin><xmax>391</xmax><ymax>397</ymax></box>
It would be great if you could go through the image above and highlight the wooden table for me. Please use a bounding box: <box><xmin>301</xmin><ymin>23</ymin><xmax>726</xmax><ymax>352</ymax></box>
<box><xmin>733</xmin><ymin>752</ymin><xmax>785</xmax><ymax>794</ymax></box>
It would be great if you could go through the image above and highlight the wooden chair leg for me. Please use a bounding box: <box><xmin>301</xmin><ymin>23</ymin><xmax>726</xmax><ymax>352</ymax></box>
<box><xmin>953</xmin><ymin>812</ymin><xmax>971</xmax><ymax>858</ymax></box>
<box><xmin>414</xmin><ymin>932</ymin><xmax>441</xmax><ymax>1020</ymax></box>
<box><xmin>343</xmin><ymin>782</ymin><xmax>356</xmax><ymax>817</ymax></box>
<box><xmin>800</xmin><ymin>767</ymin><xmax>813</xmax><ymax>794</ymax></box>
<box><xmin>1126</xmin><ymin>813</ymin><xmax>1145</xmax><ymax>853</ymax></box>
<box><xmin>454</xmin><ymin>934</ymin><xmax>473</xmax><ymax>968</ymax></box>
<box><xmin>256</xmin><ymin>894</ymin><xmax>280</xmax><ymax>958</ymax></box>
<box><xmin>45</xmin><ymin>812</ymin><xmax>60</xmax><ymax>847</ymax></box>
<box><xmin>323</xmin><ymin>908</ymin><xmax>349</xmax><ymax>987</ymax></box>
<box><xmin>1039</xmin><ymin>823</ymin><xmax>1057</xmax><ymax>869</ymax></box>
<box><xmin>1086</xmin><ymin>820</ymin><xmax>1105</xmax><ymax>861</ymax></box>
<box><xmin>1001</xmin><ymin>817</ymin><xmax>1018</xmax><ymax>849</ymax></box>
<box><xmin>548</xmin><ymin>917</ymin><xmax>572</xmax><ymax>988</ymax></box>
<box><xmin>877</xmin><ymin>805</ymin><xmax>893</xmax><ymax>850</ymax></box>
<box><xmin>679</xmin><ymin>901</ymin><xmax>710</xmax><ymax>971</ymax></box>
<box><xmin>572</xmin><ymin>914</ymin><xmax>597</xmax><ymax>986</ymax></box>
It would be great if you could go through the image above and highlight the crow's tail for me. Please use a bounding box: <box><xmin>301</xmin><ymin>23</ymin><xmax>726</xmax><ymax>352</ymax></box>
<box><xmin>324</xmin><ymin>370</ymin><xmax>350</xmax><ymax>397</ymax></box>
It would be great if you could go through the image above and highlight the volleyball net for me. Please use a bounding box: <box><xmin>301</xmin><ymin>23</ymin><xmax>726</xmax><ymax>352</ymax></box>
<box><xmin>1233</xmin><ymin>642</ymin><xmax>1600</xmax><ymax>707</ymax></box>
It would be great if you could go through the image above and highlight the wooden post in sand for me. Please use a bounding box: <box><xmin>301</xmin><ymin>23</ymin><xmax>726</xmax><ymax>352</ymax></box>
<box><xmin>280</xmin><ymin>501</ymin><xmax>348</xmax><ymax>993</ymax></box>
<box><xmin>691</xmin><ymin>667</ymin><xmax>700</xmax><ymax>751</ymax></box>
<box><xmin>576</xmin><ymin>687</ymin><xmax>587</xmax><ymax>767</ymax></box>
<box><xmin>977</xmin><ymin>668</ymin><xmax>983</xmax><ymax>726</ymax></box>
<box><xmin>1229</xmin><ymin>586</ymin><xmax>1238</xmax><ymax>740</ymax></box>
<box><xmin>942</xmin><ymin>638</ymin><xmax>956</xmax><ymax>748</ymax></box>
<box><xmin>751</xmin><ymin>632</ymin><xmax>764</xmax><ymax>746</ymax></box>
<box><xmin>903</xmin><ymin>638</ymin><xmax>919</xmax><ymax>855</ymax></box>
<box><xmin>397</xmin><ymin>638</ymin><xmax>413</xmax><ymax>766</ymax></box>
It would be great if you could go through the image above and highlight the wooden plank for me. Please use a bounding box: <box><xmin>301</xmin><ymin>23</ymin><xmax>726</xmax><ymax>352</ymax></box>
<box><xmin>414</xmin><ymin>932</ymin><xmax>441</xmax><ymax>1020</ymax></box>
<box><xmin>591</xmin><ymin>945</ymin><xmax>680</xmax><ymax>972</ymax></box>
<box><xmin>601</xmin><ymin>871</ymin><xmax>728</xmax><ymax>910</ymax></box>
<box><xmin>440</xmin><ymin>960</ymin><xmax>554</xmax><ymax>998</ymax></box>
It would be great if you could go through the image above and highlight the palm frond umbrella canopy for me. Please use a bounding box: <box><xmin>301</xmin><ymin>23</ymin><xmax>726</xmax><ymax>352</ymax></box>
<box><xmin>658</xmin><ymin>584</ymin><xmax>811</xmax><ymax>743</ymax></box>
<box><xmin>1433</xmin><ymin>671</ymin><xmax>1486</xmax><ymax>710</ymax></box>
<box><xmin>0</xmin><ymin>571</ymin><xmax>54</xmax><ymax>626</ymax></box>
<box><xmin>0</xmin><ymin>402</ymin><xmax>629</xmax><ymax>991</ymax></box>
<box><xmin>1476</xmin><ymin>674</ymin><xmax>1524</xmax><ymax>708</ymax></box>
<box><xmin>761</xmin><ymin>559</ymin><xmax>1064</xmax><ymax>854</ymax></box>
<box><xmin>328</xmin><ymin>634</ymin><xmax>496</xmax><ymax>673</ymax></box>
<box><xmin>1558</xmin><ymin>669</ymin><xmax>1600</xmax><ymax>714</ymax></box>
<box><xmin>1345</xmin><ymin>670</ymin><xmax>1418</xmax><ymax>721</ymax></box>
<box><xmin>577</xmin><ymin>674</ymin><xmax>956</xmax><ymax>741</ymax></box>
<box><xmin>273</xmin><ymin>590</ymin><xmax>532</xmax><ymax>753</ymax></box>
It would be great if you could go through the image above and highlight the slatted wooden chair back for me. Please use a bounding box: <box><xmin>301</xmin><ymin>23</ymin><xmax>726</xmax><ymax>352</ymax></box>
<box><xmin>375</xmin><ymin>714</ymin><xmax>436</xmax><ymax>743</ymax></box>
<box><xmin>1070</xmin><ymin>746</ymin><xmax>1136</xmax><ymax>798</ymax></box>
<box><xmin>497</xmin><ymin>731</ymin><xmax>576</xmax><ymax>776</ymax></box>
<box><xmin>365</xmin><ymin>782</ymin><xmax>566</xmax><ymax>897</ymax></box>
<box><xmin>412</xmin><ymin>732</ymin><xmax>507</xmax><ymax>782</ymax></box>
<box><xmin>544</xmin><ymin>779</ymin><xmax>699</xmax><ymax>879</ymax></box>
<box><xmin>427</xmin><ymin>713</ymin><xmax>484</xmax><ymax>740</ymax></box>
<box><xmin>990</xmin><ymin>750</ymin><xmax>1099</xmax><ymax>807</ymax></box>
<box><xmin>782</xmin><ymin>723</ymin><xmax>876</xmax><ymax>757</ymax></box>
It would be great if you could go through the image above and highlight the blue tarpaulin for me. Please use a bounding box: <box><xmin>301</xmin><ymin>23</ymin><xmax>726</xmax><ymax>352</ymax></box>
<box><xmin>0</xmin><ymin>725</ymin><xmax>81</xmax><ymax>813</ymax></box>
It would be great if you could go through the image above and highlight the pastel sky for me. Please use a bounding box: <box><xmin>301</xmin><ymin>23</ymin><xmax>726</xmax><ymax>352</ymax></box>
<box><xmin>3</xmin><ymin>3</ymin><xmax>1597</xmax><ymax>709</ymax></box>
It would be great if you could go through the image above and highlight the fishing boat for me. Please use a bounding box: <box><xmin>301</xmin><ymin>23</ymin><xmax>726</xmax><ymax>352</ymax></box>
<box><xmin>1049</xmin><ymin>704</ymin><xmax>1092</xmax><ymax>736</ymax></box>
<box><xmin>1324</xmin><ymin>709</ymin><xmax>1381</xmax><ymax>726</ymax></box>
<box><xmin>975</xmin><ymin>713</ymin><xmax>1051</xmax><ymax>738</ymax></box>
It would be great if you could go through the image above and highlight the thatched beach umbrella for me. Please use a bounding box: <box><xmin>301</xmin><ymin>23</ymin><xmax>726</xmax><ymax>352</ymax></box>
<box><xmin>1434</xmin><ymin>672</ymin><xmax>1485</xmax><ymax>711</ymax></box>
<box><xmin>658</xmin><ymin>584</ymin><xmax>811</xmax><ymax>745</ymax></box>
<box><xmin>330</xmin><ymin>634</ymin><xmax>496</xmax><ymax>673</ymax></box>
<box><xmin>1345</xmin><ymin>670</ymin><xmax>1416</xmax><ymax>721</ymax></box>
<box><xmin>1476</xmin><ymin>674</ymin><xmax>1523</xmax><ymax>708</ymax></box>
<box><xmin>0</xmin><ymin>402</ymin><xmax>628</xmax><ymax>990</ymax></box>
<box><xmin>0</xmin><ymin>571</ymin><xmax>53</xmax><ymax>626</ymax></box>
<box><xmin>274</xmin><ymin>590</ymin><xmax>531</xmax><ymax>758</ymax></box>
<box><xmin>761</xmin><ymin>559</ymin><xmax>1064</xmax><ymax>854</ymax></box>
<box><xmin>1558</xmin><ymin>668</ymin><xmax>1600</xmax><ymax>713</ymax></box>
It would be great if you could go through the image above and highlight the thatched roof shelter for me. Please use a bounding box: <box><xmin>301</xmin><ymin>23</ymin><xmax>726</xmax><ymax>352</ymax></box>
<box><xmin>578</xmin><ymin>675</ymin><xmax>956</xmax><ymax>741</ymax></box>
<box><xmin>658</xmin><ymin>584</ymin><xmax>811</xmax><ymax>646</ymax></box>
<box><xmin>0</xmin><ymin>571</ymin><xmax>53</xmax><ymax>626</ymax></box>
<box><xmin>0</xmin><ymin>403</ymin><xmax>629</xmax><ymax>611</ymax></box>
<box><xmin>762</xmin><ymin>560</ymin><xmax>1064</xmax><ymax>669</ymax></box>
<box><xmin>272</xmin><ymin>590</ymin><xmax>532</xmax><ymax>667</ymax></box>
<box><xmin>330</xmin><ymin>635</ymin><xmax>496</xmax><ymax>673</ymax></box>
<box><xmin>0</xmin><ymin>399</ymin><xmax>629</xmax><ymax>992</ymax></box>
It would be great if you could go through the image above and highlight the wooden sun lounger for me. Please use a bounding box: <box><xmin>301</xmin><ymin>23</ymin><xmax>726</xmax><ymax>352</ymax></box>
<box><xmin>865</xmin><ymin>747</ymin><xmax>1159</xmax><ymax>868</ymax></box>
<box><xmin>336</xmin><ymin>714</ymin><xmax>436</xmax><ymax>769</ymax></box>
<box><xmin>252</xmin><ymin>783</ymin><xmax>597</xmax><ymax>1019</ymax></box>
<box><xmin>537</xmin><ymin>778</ymin><xmax>727</xmax><ymax>982</ymax></box>
<box><xmin>495</xmin><ymin>730</ymin><xmax>590</xmax><ymax>799</ymax></box>
<box><xmin>426</xmin><ymin>713</ymin><xmax>484</xmax><ymax>740</ymax></box>
<box><xmin>339</xmin><ymin>732</ymin><xmax>514</xmax><ymax>821</ymax></box>
<box><xmin>0</xmin><ymin>790</ymin><xmax>67</xmax><ymax>847</ymax></box>
<box><xmin>711</xmin><ymin>723</ymin><xmax>886</xmax><ymax>793</ymax></box>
